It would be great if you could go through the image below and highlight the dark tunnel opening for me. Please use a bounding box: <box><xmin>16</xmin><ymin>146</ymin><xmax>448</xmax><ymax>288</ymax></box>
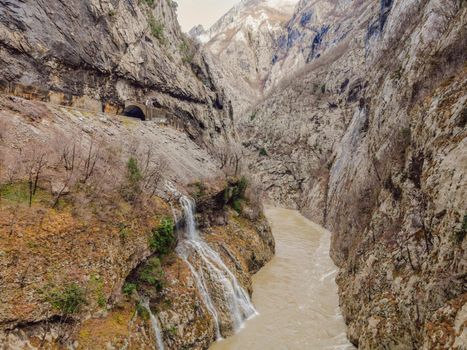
<box><xmin>123</xmin><ymin>105</ymin><xmax>146</xmax><ymax>120</ymax></box>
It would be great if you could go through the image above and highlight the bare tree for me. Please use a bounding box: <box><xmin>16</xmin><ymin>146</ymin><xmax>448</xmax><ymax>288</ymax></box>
<box><xmin>27</xmin><ymin>152</ymin><xmax>47</xmax><ymax>207</ymax></box>
<box><xmin>53</xmin><ymin>142</ymin><xmax>79</xmax><ymax>208</ymax></box>
<box><xmin>138</xmin><ymin>146</ymin><xmax>169</xmax><ymax>198</ymax></box>
<box><xmin>81</xmin><ymin>140</ymin><xmax>99</xmax><ymax>184</ymax></box>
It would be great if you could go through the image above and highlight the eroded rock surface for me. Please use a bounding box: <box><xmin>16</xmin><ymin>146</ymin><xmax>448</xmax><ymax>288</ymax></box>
<box><xmin>238</xmin><ymin>0</ymin><xmax>467</xmax><ymax>348</ymax></box>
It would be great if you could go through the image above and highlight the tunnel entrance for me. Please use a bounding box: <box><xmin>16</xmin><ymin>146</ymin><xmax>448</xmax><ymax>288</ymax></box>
<box><xmin>123</xmin><ymin>105</ymin><xmax>146</xmax><ymax>120</ymax></box>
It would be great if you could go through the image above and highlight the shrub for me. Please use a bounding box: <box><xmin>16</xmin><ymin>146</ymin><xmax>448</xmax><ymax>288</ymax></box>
<box><xmin>138</xmin><ymin>257</ymin><xmax>165</xmax><ymax>291</ymax></box>
<box><xmin>46</xmin><ymin>283</ymin><xmax>86</xmax><ymax>315</ymax></box>
<box><xmin>192</xmin><ymin>181</ymin><xmax>206</xmax><ymax>199</ymax></box>
<box><xmin>149</xmin><ymin>218</ymin><xmax>175</xmax><ymax>255</ymax></box>
<box><xmin>250</xmin><ymin>113</ymin><xmax>256</xmax><ymax>121</ymax></box>
<box><xmin>148</xmin><ymin>14</ymin><xmax>165</xmax><ymax>44</ymax></box>
<box><xmin>142</xmin><ymin>0</ymin><xmax>155</xmax><ymax>7</ymax></box>
<box><xmin>224</xmin><ymin>177</ymin><xmax>248</xmax><ymax>214</ymax></box>
<box><xmin>122</xmin><ymin>157</ymin><xmax>142</xmax><ymax>201</ymax></box>
<box><xmin>180</xmin><ymin>41</ymin><xmax>194</xmax><ymax>64</ymax></box>
<box><xmin>89</xmin><ymin>275</ymin><xmax>106</xmax><ymax>308</ymax></box>
<box><xmin>122</xmin><ymin>282</ymin><xmax>137</xmax><ymax>296</ymax></box>
<box><xmin>118</xmin><ymin>223</ymin><xmax>130</xmax><ymax>240</ymax></box>
<box><xmin>259</xmin><ymin>148</ymin><xmax>268</xmax><ymax>157</ymax></box>
<box><xmin>136</xmin><ymin>302</ymin><xmax>150</xmax><ymax>320</ymax></box>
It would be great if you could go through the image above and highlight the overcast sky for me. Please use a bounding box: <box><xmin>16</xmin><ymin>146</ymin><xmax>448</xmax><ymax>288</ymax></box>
<box><xmin>175</xmin><ymin>0</ymin><xmax>240</xmax><ymax>32</ymax></box>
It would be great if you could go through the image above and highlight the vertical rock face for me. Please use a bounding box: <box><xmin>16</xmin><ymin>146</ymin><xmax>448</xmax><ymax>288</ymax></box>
<box><xmin>231</xmin><ymin>0</ymin><xmax>467</xmax><ymax>348</ymax></box>
<box><xmin>0</xmin><ymin>0</ymin><xmax>234</xmax><ymax>151</ymax></box>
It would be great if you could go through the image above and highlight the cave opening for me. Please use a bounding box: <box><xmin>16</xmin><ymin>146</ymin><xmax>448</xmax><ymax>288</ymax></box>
<box><xmin>123</xmin><ymin>105</ymin><xmax>146</xmax><ymax>120</ymax></box>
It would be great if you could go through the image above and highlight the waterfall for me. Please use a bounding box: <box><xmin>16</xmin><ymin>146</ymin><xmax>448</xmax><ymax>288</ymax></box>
<box><xmin>143</xmin><ymin>300</ymin><xmax>165</xmax><ymax>350</ymax></box>
<box><xmin>176</xmin><ymin>195</ymin><xmax>257</xmax><ymax>339</ymax></box>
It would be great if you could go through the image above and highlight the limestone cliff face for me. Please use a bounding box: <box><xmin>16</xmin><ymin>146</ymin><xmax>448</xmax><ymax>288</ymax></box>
<box><xmin>238</xmin><ymin>0</ymin><xmax>466</xmax><ymax>348</ymax></box>
<box><xmin>0</xmin><ymin>0</ymin><xmax>234</xmax><ymax>150</ymax></box>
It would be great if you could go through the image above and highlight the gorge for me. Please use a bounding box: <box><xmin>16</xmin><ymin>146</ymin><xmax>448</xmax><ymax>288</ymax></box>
<box><xmin>0</xmin><ymin>0</ymin><xmax>466</xmax><ymax>349</ymax></box>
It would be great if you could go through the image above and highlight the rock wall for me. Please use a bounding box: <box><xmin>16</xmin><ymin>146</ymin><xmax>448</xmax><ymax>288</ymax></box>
<box><xmin>239</xmin><ymin>0</ymin><xmax>466</xmax><ymax>348</ymax></box>
<box><xmin>0</xmin><ymin>0</ymin><xmax>234</xmax><ymax>151</ymax></box>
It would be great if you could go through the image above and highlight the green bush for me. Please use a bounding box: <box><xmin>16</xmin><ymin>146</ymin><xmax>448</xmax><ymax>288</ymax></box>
<box><xmin>250</xmin><ymin>113</ymin><xmax>256</xmax><ymax>121</ymax></box>
<box><xmin>46</xmin><ymin>283</ymin><xmax>86</xmax><ymax>315</ymax></box>
<box><xmin>224</xmin><ymin>176</ymin><xmax>248</xmax><ymax>214</ymax></box>
<box><xmin>122</xmin><ymin>282</ymin><xmax>137</xmax><ymax>296</ymax></box>
<box><xmin>136</xmin><ymin>302</ymin><xmax>150</xmax><ymax>320</ymax></box>
<box><xmin>89</xmin><ymin>275</ymin><xmax>106</xmax><ymax>308</ymax></box>
<box><xmin>259</xmin><ymin>148</ymin><xmax>268</xmax><ymax>157</ymax></box>
<box><xmin>118</xmin><ymin>223</ymin><xmax>130</xmax><ymax>240</ymax></box>
<box><xmin>149</xmin><ymin>218</ymin><xmax>175</xmax><ymax>255</ymax></box>
<box><xmin>138</xmin><ymin>257</ymin><xmax>165</xmax><ymax>291</ymax></box>
<box><xmin>180</xmin><ymin>41</ymin><xmax>194</xmax><ymax>64</ymax></box>
<box><xmin>122</xmin><ymin>157</ymin><xmax>142</xmax><ymax>201</ymax></box>
<box><xmin>127</xmin><ymin>157</ymin><xmax>142</xmax><ymax>185</ymax></box>
<box><xmin>142</xmin><ymin>0</ymin><xmax>155</xmax><ymax>7</ymax></box>
<box><xmin>148</xmin><ymin>14</ymin><xmax>165</xmax><ymax>44</ymax></box>
<box><xmin>192</xmin><ymin>181</ymin><xmax>206</xmax><ymax>199</ymax></box>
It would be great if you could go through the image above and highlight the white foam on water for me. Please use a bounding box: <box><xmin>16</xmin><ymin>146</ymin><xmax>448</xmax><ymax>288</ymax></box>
<box><xmin>176</xmin><ymin>195</ymin><xmax>257</xmax><ymax>339</ymax></box>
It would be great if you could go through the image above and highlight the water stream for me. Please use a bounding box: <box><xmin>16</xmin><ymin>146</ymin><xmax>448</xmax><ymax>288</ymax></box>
<box><xmin>142</xmin><ymin>300</ymin><xmax>165</xmax><ymax>350</ymax></box>
<box><xmin>176</xmin><ymin>196</ymin><xmax>257</xmax><ymax>339</ymax></box>
<box><xmin>209</xmin><ymin>207</ymin><xmax>355</xmax><ymax>350</ymax></box>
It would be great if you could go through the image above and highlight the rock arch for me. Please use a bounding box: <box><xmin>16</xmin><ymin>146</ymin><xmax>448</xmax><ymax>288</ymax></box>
<box><xmin>123</xmin><ymin>102</ymin><xmax>147</xmax><ymax>120</ymax></box>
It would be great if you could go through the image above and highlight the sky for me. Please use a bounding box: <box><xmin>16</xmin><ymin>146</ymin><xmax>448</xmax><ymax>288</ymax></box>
<box><xmin>175</xmin><ymin>0</ymin><xmax>240</xmax><ymax>32</ymax></box>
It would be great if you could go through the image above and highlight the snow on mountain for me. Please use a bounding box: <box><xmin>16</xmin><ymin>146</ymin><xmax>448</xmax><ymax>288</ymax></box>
<box><xmin>190</xmin><ymin>0</ymin><xmax>299</xmax><ymax>114</ymax></box>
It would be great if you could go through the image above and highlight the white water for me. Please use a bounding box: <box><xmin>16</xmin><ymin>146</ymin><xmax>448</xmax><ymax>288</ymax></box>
<box><xmin>142</xmin><ymin>300</ymin><xmax>165</xmax><ymax>350</ymax></box>
<box><xmin>176</xmin><ymin>196</ymin><xmax>257</xmax><ymax>339</ymax></box>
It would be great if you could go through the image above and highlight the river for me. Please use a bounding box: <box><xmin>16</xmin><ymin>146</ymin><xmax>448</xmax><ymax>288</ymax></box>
<box><xmin>209</xmin><ymin>207</ymin><xmax>355</xmax><ymax>350</ymax></box>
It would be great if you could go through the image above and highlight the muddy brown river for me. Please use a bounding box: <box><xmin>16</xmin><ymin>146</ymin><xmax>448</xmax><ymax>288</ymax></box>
<box><xmin>210</xmin><ymin>207</ymin><xmax>355</xmax><ymax>350</ymax></box>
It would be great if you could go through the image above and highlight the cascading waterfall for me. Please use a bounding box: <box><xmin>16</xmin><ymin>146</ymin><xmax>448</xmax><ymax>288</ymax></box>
<box><xmin>142</xmin><ymin>300</ymin><xmax>165</xmax><ymax>350</ymax></box>
<box><xmin>175</xmin><ymin>195</ymin><xmax>257</xmax><ymax>339</ymax></box>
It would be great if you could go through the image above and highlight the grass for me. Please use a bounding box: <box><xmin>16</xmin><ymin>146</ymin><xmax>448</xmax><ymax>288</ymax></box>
<box><xmin>0</xmin><ymin>182</ymin><xmax>53</xmax><ymax>206</ymax></box>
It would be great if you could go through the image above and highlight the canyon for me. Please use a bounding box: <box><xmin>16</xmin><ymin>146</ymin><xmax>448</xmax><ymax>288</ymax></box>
<box><xmin>0</xmin><ymin>0</ymin><xmax>466</xmax><ymax>349</ymax></box>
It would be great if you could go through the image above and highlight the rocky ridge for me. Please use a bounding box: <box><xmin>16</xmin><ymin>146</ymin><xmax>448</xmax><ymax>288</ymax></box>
<box><xmin>190</xmin><ymin>0</ymin><xmax>299</xmax><ymax>114</ymax></box>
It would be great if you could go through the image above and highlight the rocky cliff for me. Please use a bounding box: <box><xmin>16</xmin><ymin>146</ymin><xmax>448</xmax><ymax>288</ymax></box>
<box><xmin>238</xmin><ymin>0</ymin><xmax>466</xmax><ymax>348</ymax></box>
<box><xmin>0</xmin><ymin>0</ymin><xmax>234</xmax><ymax>151</ymax></box>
